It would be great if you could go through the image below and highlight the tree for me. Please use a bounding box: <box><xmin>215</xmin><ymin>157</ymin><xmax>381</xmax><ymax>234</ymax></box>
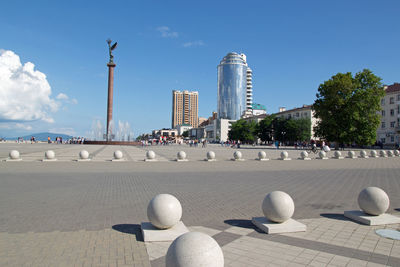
<box><xmin>272</xmin><ymin>117</ymin><xmax>286</xmax><ymax>142</ymax></box>
<box><xmin>285</xmin><ymin>118</ymin><xmax>311</xmax><ymax>142</ymax></box>
<box><xmin>182</xmin><ymin>130</ymin><xmax>189</xmax><ymax>138</ymax></box>
<box><xmin>313</xmin><ymin>69</ymin><xmax>384</xmax><ymax>146</ymax></box>
<box><xmin>228</xmin><ymin>119</ymin><xmax>257</xmax><ymax>143</ymax></box>
<box><xmin>257</xmin><ymin>115</ymin><xmax>275</xmax><ymax>143</ymax></box>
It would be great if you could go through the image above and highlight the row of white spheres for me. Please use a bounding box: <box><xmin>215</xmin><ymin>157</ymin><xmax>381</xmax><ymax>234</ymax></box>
<box><xmin>9</xmin><ymin>149</ymin><xmax>400</xmax><ymax>161</ymax></box>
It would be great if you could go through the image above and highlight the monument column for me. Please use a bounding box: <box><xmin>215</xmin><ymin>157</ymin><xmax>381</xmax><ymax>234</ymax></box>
<box><xmin>106</xmin><ymin>62</ymin><xmax>116</xmax><ymax>141</ymax></box>
<box><xmin>105</xmin><ymin>39</ymin><xmax>117</xmax><ymax>141</ymax></box>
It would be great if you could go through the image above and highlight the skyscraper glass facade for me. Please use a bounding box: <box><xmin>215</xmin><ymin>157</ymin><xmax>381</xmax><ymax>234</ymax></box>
<box><xmin>217</xmin><ymin>52</ymin><xmax>248</xmax><ymax>120</ymax></box>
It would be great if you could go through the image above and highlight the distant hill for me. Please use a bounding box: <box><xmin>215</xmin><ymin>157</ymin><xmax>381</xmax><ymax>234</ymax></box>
<box><xmin>6</xmin><ymin>132</ymin><xmax>73</xmax><ymax>142</ymax></box>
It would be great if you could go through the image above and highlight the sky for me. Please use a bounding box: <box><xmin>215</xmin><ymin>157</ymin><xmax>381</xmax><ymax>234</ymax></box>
<box><xmin>1</xmin><ymin>0</ymin><xmax>399</xmax><ymax>138</ymax></box>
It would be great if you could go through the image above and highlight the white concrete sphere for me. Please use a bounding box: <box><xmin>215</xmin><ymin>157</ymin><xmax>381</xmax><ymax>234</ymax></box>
<box><xmin>233</xmin><ymin>151</ymin><xmax>242</xmax><ymax>160</ymax></box>
<box><xmin>348</xmin><ymin>151</ymin><xmax>355</xmax><ymax>158</ymax></box>
<box><xmin>9</xmin><ymin>150</ymin><xmax>20</xmax><ymax>159</ymax></box>
<box><xmin>258</xmin><ymin>151</ymin><xmax>267</xmax><ymax>160</ymax></box>
<box><xmin>371</xmin><ymin>150</ymin><xmax>377</xmax><ymax>157</ymax></box>
<box><xmin>146</xmin><ymin>150</ymin><xmax>156</xmax><ymax>159</ymax></box>
<box><xmin>79</xmin><ymin>150</ymin><xmax>89</xmax><ymax>159</ymax></box>
<box><xmin>379</xmin><ymin>150</ymin><xmax>387</xmax><ymax>157</ymax></box>
<box><xmin>114</xmin><ymin>150</ymin><xmax>123</xmax><ymax>159</ymax></box>
<box><xmin>394</xmin><ymin>150</ymin><xmax>400</xmax><ymax>156</ymax></box>
<box><xmin>45</xmin><ymin>150</ymin><xmax>55</xmax><ymax>159</ymax></box>
<box><xmin>280</xmin><ymin>151</ymin><xmax>289</xmax><ymax>159</ymax></box>
<box><xmin>318</xmin><ymin>151</ymin><xmax>326</xmax><ymax>158</ymax></box>
<box><xmin>358</xmin><ymin>187</ymin><xmax>390</xmax><ymax>216</ymax></box>
<box><xmin>147</xmin><ymin>194</ymin><xmax>182</xmax><ymax>229</ymax></box>
<box><xmin>166</xmin><ymin>232</ymin><xmax>224</xmax><ymax>267</ymax></box>
<box><xmin>323</xmin><ymin>145</ymin><xmax>331</xmax><ymax>152</ymax></box>
<box><xmin>177</xmin><ymin>151</ymin><xmax>187</xmax><ymax>160</ymax></box>
<box><xmin>262</xmin><ymin>191</ymin><xmax>295</xmax><ymax>223</ymax></box>
<box><xmin>207</xmin><ymin>151</ymin><xmax>216</xmax><ymax>160</ymax></box>
<box><xmin>334</xmin><ymin>151</ymin><xmax>342</xmax><ymax>158</ymax></box>
<box><xmin>360</xmin><ymin>150</ymin><xmax>367</xmax><ymax>157</ymax></box>
<box><xmin>387</xmin><ymin>150</ymin><xmax>394</xmax><ymax>157</ymax></box>
<box><xmin>300</xmin><ymin>151</ymin><xmax>308</xmax><ymax>159</ymax></box>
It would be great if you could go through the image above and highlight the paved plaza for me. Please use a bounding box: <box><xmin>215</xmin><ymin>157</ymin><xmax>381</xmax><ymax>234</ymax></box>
<box><xmin>0</xmin><ymin>143</ymin><xmax>399</xmax><ymax>266</ymax></box>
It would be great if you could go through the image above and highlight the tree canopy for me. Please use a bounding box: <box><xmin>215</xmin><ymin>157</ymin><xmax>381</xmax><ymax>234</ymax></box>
<box><xmin>228</xmin><ymin>119</ymin><xmax>257</xmax><ymax>143</ymax></box>
<box><xmin>257</xmin><ymin>115</ymin><xmax>275</xmax><ymax>143</ymax></box>
<box><xmin>313</xmin><ymin>69</ymin><xmax>384</xmax><ymax>145</ymax></box>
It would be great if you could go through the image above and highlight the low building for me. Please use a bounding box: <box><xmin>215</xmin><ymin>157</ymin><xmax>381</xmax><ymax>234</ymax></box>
<box><xmin>176</xmin><ymin>124</ymin><xmax>192</xmax><ymax>136</ymax></box>
<box><xmin>377</xmin><ymin>83</ymin><xmax>400</xmax><ymax>146</ymax></box>
<box><xmin>274</xmin><ymin>105</ymin><xmax>318</xmax><ymax>140</ymax></box>
<box><xmin>152</xmin><ymin>128</ymin><xmax>178</xmax><ymax>139</ymax></box>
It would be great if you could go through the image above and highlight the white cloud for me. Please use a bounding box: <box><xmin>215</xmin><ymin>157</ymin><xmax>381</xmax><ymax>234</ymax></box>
<box><xmin>56</xmin><ymin>92</ymin><xmax>78</xmax><ymax>104</ymax></box>
<box><xmin>0</xmin><ymin>122</ymin><xmax>32</xmax><ymax>130</ymax></box>
<box><xmin>183</xmin><ymin>40</ymin><xmax>205</xmax><ymax>48</ymax></box>
<box><xmin>0</xmin><ymin>50</ymin><xmax>58</xmax><ymax>123</ymax></box>
<box><xmin>156</xmin><ymin>26</ymin><xmax>178</xmax><ymax>38</ymax></box>
<box><xmin>56</xmin><ymin>93</ymin><xmax>69</xmax><ymax>100</ymax></box>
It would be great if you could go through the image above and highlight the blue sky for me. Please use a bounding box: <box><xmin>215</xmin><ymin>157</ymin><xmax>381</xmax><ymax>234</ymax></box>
<box><xmin>1</xmin><ymin>0</ymin><xmax>399</xmax><ymax>138</ymax></box>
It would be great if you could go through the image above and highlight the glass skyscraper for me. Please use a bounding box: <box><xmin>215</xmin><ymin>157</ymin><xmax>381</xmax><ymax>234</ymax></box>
<box><xmin>217</xmin><ymin>52</ymin><xmax>251</xmax><ymax>120</ymax></box>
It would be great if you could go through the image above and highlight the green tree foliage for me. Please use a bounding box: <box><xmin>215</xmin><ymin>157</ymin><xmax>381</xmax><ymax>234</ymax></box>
<box><xmin>313</xmin><ymin>69</ymin><xmax>384</xmax><ymax>145</ymax></box>
<box><xmin>182</xmin><ymin>130</ymin><xmax>189</xmax><ymax>138</ymax></box>
<box><xmin>257</xmin><ymin>115</ymin><xmax>275</xmax><ymax>143</ymax></box>
<box><xmin>228</xmin><ymin>119</ymin><xmax>257</xmax><ymax>142</ymax></box>
<box><xmin>272</xmin><ymin>117</ymin><xmax>311</xmax><ymax>142</ymax></box>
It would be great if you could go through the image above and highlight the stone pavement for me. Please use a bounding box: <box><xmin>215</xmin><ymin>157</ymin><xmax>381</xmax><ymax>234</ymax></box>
<box><xmin>0</xmin><ymin>143</ymin><xmax>399</xmax><ymax>266</ymax></box>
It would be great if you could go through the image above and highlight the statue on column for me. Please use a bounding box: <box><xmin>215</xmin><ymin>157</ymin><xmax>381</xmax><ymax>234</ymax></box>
<box><xmin>106</xmin><ymin>39</ymin><xmax>118</xmax><ymax>63</ymax></box>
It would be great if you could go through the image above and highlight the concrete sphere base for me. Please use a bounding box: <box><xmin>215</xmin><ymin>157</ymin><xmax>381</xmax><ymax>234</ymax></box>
<box><xmin>232</xmin><ymin>151</ymin><xmax>243</xmax><ymax>161</ymax></box>
<box><xmin>379</xmin><ymin>150</ymin><xmax>387</xmax><ymax>157</ymax></box>
<box><xmin>333</xmin><ymin>151</ymin><xmax>343</xmax><ymax>159</ymax></box>
<box><xmin>79</xmin><ymin>150</ymin><xmax>90</xmax><ymax>160</ymax></box>
<box><xmin>360</xmin><ymin>150</ymin><xmax>368</xmax><ymax>158</ymax></box>
<box><xmin>258</xmin><ymin>151</ymin><xmax>268</xmax><ymax>161</ymax></box>
<box><xmin>147</xmin><ymin>194</ymin><xmax>182</xmax><ymax>229</ymax></box>
<box><xmin>280</xmin><ymin>151</ymin><xmax>290</xmax><ymax>160</ymax></box>
<box><xmin>166</xmin><ymin>232</ymin><xmax>224</xmax><ymax>267</ymax></box>
<box><xmin>299</xmin><ymin>151</ymin><xmax>310</xmax><ymax>160</ymax></box>
<box><xmin>9</xmin><ymin>150</ymin><xmax>21</xmax><ymax>160</ymax></box>
<box><xmin>318</xmin><ymin>151</ymin><xmax>328</xmax><ymax>159</ymax></box>
<box><xmin>146</xmin><ymin>150</ymin><xmax>156</xmax><ymax>160</ymax></box>
<box><xmin>370</xmin><ymin>150</ymin><xmax>378</xmax><ymax>158</ymax></box>
<box><xmin>206</xmin><ymin>151</ymin><xmax>216</xmax><ymax>161</ymax></box>
<box><xmin>358</xmin><ymin>187</ymin><xmax>390</xmax><ymax>216</ymax></box>
<box><xmin>176</xmin><ymin>151</ymin><xmax>187</xmax><ymax>161</ymax></box>
<box><xmin>42</xmin><ymin>150</ymin><xmax>57</xmax><ymax>161</ymax></box>
<box><xmin>387</xmin><ymin>150</ymin><xmax>394</xmax><ymax>157</ymax></box>
<box><xmin>262</xmin><ymin>191</ymin><xmax>295</xmax><ymax>223</ymax></box>
<box><xmin>113</xmin><ymin>150</ymin><xmax>124</xmax><ymax>160</ymax></box>
<box><xmin>394</xmin><ymin>150</ymin><xmax>400</xmax><ymax>156</ymax></box>
<box><xmin>347</xmin><ymin>151</ymin><xmax>356</xmax><ymax>158</ymax></box>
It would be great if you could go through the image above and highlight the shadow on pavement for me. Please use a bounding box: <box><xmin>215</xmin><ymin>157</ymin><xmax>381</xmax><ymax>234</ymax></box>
<box><xmin>224</xmin><ymin>219</ymin><xmax>258</xmax><ymax>230</ymax></box>
<box><xmin>112</xmin><ymin>224</ymin><xmax>144</xmax><ymax>242</ymax></box>
<box><xmin>320</xmin><ymin>213</ymin><xmax>351</xmax><ymax>221</ymax></box>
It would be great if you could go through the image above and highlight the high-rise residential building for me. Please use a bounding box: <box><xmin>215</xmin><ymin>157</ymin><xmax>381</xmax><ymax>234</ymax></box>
<box><xmin>171</xmin><ymin>90</ymin><xmax>199</xmax><ymax>129</ymax></box>
<box><xmin>217</xmin><ymin>52</ymin><xmax>252</xmax><ymax>120</ymax></box>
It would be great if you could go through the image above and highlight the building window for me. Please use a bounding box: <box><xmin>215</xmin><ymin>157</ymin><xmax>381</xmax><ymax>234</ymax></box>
<box><xmin>381</xmin><ymin>99</ymin><xmax>385</xmax><ymax>105</ymax></box>
<box><xmin>398</xmin><ymin>94</ymin><xmax>400</xmax><ymax>101</ymax></box>
<box><xmin>381</xmin><ymin>137</ymin><xmax>386</xmax><ymax>143</ymax></box>
<box><xmin>381</xmin><ymin>122</ymin><xmax>385</xmax><ymax>129</ymax></box>
<box><xmin>296</xmin><ymin>112</ymin><xmax>299</xmax><ymax>117</ymax></box>
<box><xmin>391</xmin><ymin>136</ymin><xmax>395</xmax><ymax>143</ymax></box>
<box><xmin>390</xmin><ymin>97</ymin><xmax>394</xmax><ymax>104</ymax></box>
<box><xmin>391</xmin><ymin>121</ymin><xmax>395</xmax><ymax>128</ymax></box>
<box><xmin>382</xmin><ymin>110</ymin><xmax>385</xmax><ymax>116</ymax></box>
<box><xmin>391</xmin><ymin>109</ymin><xmax>395</xmax><ymax>116</ymax></box>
